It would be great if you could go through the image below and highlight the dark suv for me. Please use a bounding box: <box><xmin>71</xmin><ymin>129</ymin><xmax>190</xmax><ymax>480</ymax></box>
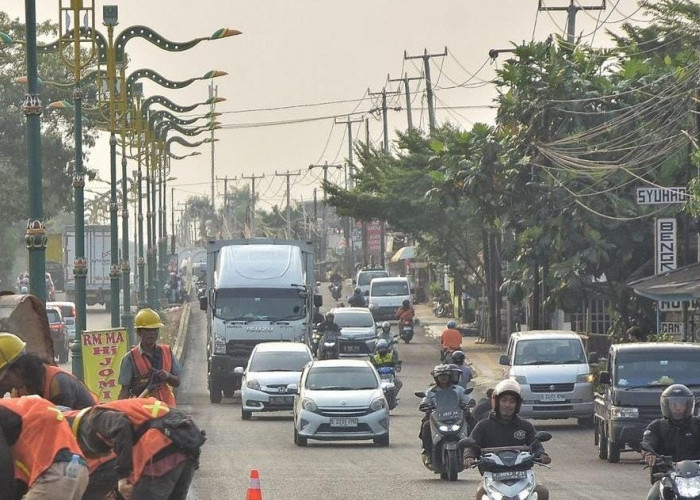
<box><xmin>46</xmin><ymin>306</ymin><xmax>69</xmax><ymax>363</ymax></box>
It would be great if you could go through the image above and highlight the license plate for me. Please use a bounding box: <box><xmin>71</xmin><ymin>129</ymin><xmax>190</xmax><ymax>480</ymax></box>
<box><xmin>342</xmin><ymin>345</ymin><xmax>361</xmax><ymax>352</ymax></box>
<box><xmin>541</xmin><ymin>393</ymin><xmax>565</xmax><ymax>402</ymax></box>
<box><xmin>329</xmin><ymin>417</ymin><xmax>358</xmax><ymax>428</ymax></box>
<box><xmin>492</xmin><ymin>470</ymin><xmax>527</xmax><ymax>480</ymax></box>
<box><xmin>268</xmin><ymin>396</ymin><xmax>294</xmax><ymax>405</ymax></box>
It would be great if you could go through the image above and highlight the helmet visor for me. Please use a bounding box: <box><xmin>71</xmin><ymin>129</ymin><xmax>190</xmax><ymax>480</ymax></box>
<box><xmin>664</xmin><ymin>396</ymin><xmax>694</xmax><ymax>419</ymax></box>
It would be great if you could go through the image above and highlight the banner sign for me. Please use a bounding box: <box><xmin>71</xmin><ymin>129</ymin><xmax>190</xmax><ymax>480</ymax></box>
<box><xmin>366</xmin><ymin>221</ymin><xmax>382</xmax><ymax>253</ymax></box>
<box><xmin>660</xmin><ymin>322</ymin><xmax>683</xmax><ymax>336</ymax></box>
<box><xmin>81</xmin><ymin>328</ymin><xmax>128</xmax><ymax>402</ymax></box>
<box><xmin>655</xmin><ymin>218</ymin><xmax>677</xmax><ymax>274</ymax></box>
<box><xmin>637</xmin><ymin>187</ymin><xmax>688</xmax><ymax>205</ymax></box>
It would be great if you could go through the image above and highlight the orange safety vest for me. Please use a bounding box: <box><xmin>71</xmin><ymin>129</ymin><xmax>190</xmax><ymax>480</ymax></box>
<box><xmin>0</xmin><ymin>396</ymin><xmax>83</xmax><ymax>487</ymax></box>
<box><xmin>96</xmin><ymin>397</ymin><xmax>173</xmax><ymax>483</ymax></box>
<box><xmin>130</xmin><ymin>345</ymin><xmax>176</xmax><ymax>407</ymax></box>
<box><xmin>43</xmin><ymin>364</ymin><xmax>98</xmax><ymax>407</ymax></box>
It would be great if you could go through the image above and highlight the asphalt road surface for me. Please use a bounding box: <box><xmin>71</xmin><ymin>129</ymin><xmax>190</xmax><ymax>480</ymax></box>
<box><xmin>173</xmin><ymin>285</ymin><xmax>651</xmax><ymax>500</ymax></box>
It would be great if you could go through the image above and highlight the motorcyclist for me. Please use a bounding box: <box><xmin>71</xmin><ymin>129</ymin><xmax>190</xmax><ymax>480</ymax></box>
<box><xmin>464</xmin><ymin>379</ymin><xmax>551</xmax><ymax>500</ymax></box>
<box><xmin>348</xmin><ymin>287</ymin><xmax>367</xmax><ymax>307</ymax></box>
<box><xmin>317</xmin><ymin>312</ymin><xmax>342</xmax><ymax>359</ymax></box>
<box><xmin>419</xmin><ymin>364</ymin><xmax>471</xmax><ymax>464</ymax></box>
<box><xmin>371</xmin><ymin>339</ymin><xmax>403</xmax><ymax>396</ymax></box>
<box><xmin>329</xmin><ymin>269</ymin><xmax>342</xmax><ymax>284</ymax></box>
<box><xmin>167</xmin><ymin>272</ymin><xmax>181</xmax><ymax>303</ymax></box>
<box><xmin>395</xmin><ymin>299</ymin><xmax>415</xmax><ymax>326</ymax></box>
<box><xmin>451</xmin><ymin>351</ymin><xmax>472</xmax><ymax>390</ymax></box>
<box><xmin>440</xmin><ymin>320</ymin><xmax>462</xmax><ymax>361</ymax></box>
<box><xmin>641</xmin><ymin>384</ymin><xmax>700</xmax><ymax>500</ymax></box>
<box><xmin>376</xmin><ymin>322</ymin><xmax>399</xmax><ymax>359</ymax></box>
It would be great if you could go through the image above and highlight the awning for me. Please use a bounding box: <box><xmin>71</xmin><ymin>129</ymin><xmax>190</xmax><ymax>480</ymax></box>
<box><xmin>627</xmin><ymin>263</ymin><xmax>700</xmax><ymax>302</ymax></box>
<box><xmin>390</xmin><ymin>245</ymin><xmax>416</xmax><ymax>262</ymax></box>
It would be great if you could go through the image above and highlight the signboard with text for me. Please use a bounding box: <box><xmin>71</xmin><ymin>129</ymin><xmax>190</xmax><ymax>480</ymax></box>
<box><xmin>81</xmin><ymin>328</ymin><xmax>128</xmax><ymax>402</ymax></box>
<box><xmin>366</xmin><ymin>221</ymin><xmax>382</xmax><ymax>253</ymax></box>
<box><xmin>660</xmin><ymin>322</ymin><xmax>683</xmax><ymax>337</ymax></box>
<box><xmin>655</xmin><ymin>218</ymin><xmax>677</xmax><ymax>275</ymax></box>
<box><xmin>637</xmin><ymin>187</ymin><xmax>688</xmax><ymax>205</ymax></box>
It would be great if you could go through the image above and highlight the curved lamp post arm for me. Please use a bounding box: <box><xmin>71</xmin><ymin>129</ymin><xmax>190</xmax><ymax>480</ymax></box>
<box><xmin>167</xmin><ymin>136</ymin><xmax>217</xmax><ymax>150</ymax></box>
<box><xmin>142</xmin><ymin>94</ymin><xmax>225</xmax><ymax>118</ymax></box>
<box><xmin>125</xmin><ymin>69</ymin><xmax>226</xmax><ymax>101</ymax></box>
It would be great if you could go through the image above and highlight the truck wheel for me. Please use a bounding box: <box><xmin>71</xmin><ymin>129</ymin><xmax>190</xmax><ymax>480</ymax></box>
<box><xmin>597</xmin><ymin>424</ymin><xmax>608</xmax><ymax>460</ymax></box>
<box><xmin>607</xmin><ymin>439</ymin><xmax>621</xmax><ymax>463</ymax></box>
<box><xmin>578</xmin><ymin>416</ymin><xmax>594</xmax><ymax>427</ymax></box>
<box><xmin>224</xmin><ymin>388</ymin><xmax>236</xmax><ymax>398</ymax></box>
<box><xmin>209</xmin><ymin>382</ymin><xmax>222</xmax><ymax>404</ymax></box>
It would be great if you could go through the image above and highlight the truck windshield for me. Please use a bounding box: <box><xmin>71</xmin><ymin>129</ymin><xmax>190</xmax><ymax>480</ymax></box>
<box><xmin>371</xmin><ymin>282</ymin><xmax>409</xmax><ymax>297</ymax></box>
<box><xmin>358</xmin><ymin>271</ymin><xmax>388</xmax><ymax>286</ymax></box>
<box><xmin>616</xmin><ymin>350</ymin><xmax>700</xmax><ymax>388</ymax></box>
<box><xmin>214</xmin><ymin>288</ymin><xmax>306</xmax><ymax>321</ymax></box>
<box><xmin>514</xmin><ymin>339</ymin><xmax>586</xmax><ymax>365</ymax></box>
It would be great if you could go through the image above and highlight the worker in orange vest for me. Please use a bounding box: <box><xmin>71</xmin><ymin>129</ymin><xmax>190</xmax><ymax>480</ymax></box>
<box><xmin>65</xmin><ymin>397</ymin><xmax>202</xmax><ymax>500</ymax></box>
<box><xmin>0</xmin><ymin>333</ymin><xmax>96</xmax><ymax>409</ymax></box>
<box><xmin>0</xmin><ymin>395</ymin><xmax>89</xmax><ymax>499</ymax></box>
<box><xmin>117</xmin><ymin>309</ymin><xmax>181</xmax><ymax>406</ymax></box>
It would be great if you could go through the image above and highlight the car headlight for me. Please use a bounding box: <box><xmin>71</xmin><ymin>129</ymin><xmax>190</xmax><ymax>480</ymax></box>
<box><xmin>512</xmin><ymin>375</ymin><xmax>527</xmax><ymax>384</ymax></box>
<box><xmin>610</xmin><ymin>405</ymin><xmax>638</xmax><ymax>419</ymax></box>
<box><xmin>438</xmin><ymin>423</ymin><xmax>462</xmax><ymax>432</ymax></box>
<box><xmin>370</xmin><ymin>397</ymin><xmax>386</xmax><ymax>412</ymax></box>
<box><xmin>246</xmin><ymin>378</ymin><xmax>260</xmax><ymax>391</ymax></box>
<box><xmin>213</xmin><ymin>333</ymin><xmax>227</xmax><ymax>354</ymax></box>
<box><xmin>577</xmin><ymin>373</ymin><xmax>594</xmax><ymax>383</ymax></box>
<box><xmin>301</xmin><ymin>398</ymin><xmax>318</xmax><ymax>412</ymax></box>
<box><xmin>676</xmin><ymin>476</ymin><xmax>700</xmax><ymax>497</ymax></box>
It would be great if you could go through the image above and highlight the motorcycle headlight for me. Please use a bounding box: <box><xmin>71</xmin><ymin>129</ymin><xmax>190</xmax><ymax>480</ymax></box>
<box><xmin>213</xmin><ymin>333</ymin><xmax>227</xmax><ymax>354</ymax></box>
<box><xmin>676</xmin><ymin>476</ymin><xmax>700</xmax><ymax>497</ymax></box>
<box><xmin>438</xmin><ymin>423</ymin><xmax>462</xmax><ymax>432</ymax></box>
<box><xmin>370</xmin><ymin>397</ymin><xmax>386</xmax><ymax>412</ymax></box>
<box><xmin>610</xmin><ymin>405</ymin><xmax>638</xmax><ymax>419</ymax></box>
<box><xmin>577</xmin><ymin>373</ymin><xmax>594</xmax><ymax>383</ymax></box>
<box><xmin>246</xmin><ymin>378</ymin><xmax>261</xmax><ymax>391</ymax></box>
<box><xmin>485</xmin><ymin>481</ymin><xmax>505</xmax><ymax>500</ymax></box>
<box><xmin>301</xmin><ymin>398</ymin><xmax>318</xmax><ymax>412</ymax></box>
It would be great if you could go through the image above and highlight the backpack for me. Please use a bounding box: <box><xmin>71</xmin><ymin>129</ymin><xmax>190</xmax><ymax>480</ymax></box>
<box><xmin>137</xmin><ymin>408</ymin><xmax>207</xmax><ymax>460</ymax></box>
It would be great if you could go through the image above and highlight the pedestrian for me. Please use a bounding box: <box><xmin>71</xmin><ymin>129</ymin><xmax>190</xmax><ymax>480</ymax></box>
<box><xmin>0</xmin><ymin>395</ymin><xmax>89</xmax><ymax>500</ymax></box>
<box><xmin>0</xmin><ymin>333</ymin><xmax>96</xmax><ymax>409</ymax></box>
<box><xmin>65</xmin><ymin>397</ymin><xmax>204</xmax><ymax>500</ymax></box>
<box><xmin>118</xmin><ymin>308</ymin><xmax>182</xmax><ymax>406</ymax></box>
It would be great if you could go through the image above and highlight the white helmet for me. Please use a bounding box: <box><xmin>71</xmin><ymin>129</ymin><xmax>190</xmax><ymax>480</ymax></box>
<box><xmin>492</xmin><ymin>379</ymin><xmax>523</xmax><ymax>413</ymax></box>
<box><xmin>381</xmin><ymin>321</ymin><xmax>390</xmax><ymax>332</ymax></box>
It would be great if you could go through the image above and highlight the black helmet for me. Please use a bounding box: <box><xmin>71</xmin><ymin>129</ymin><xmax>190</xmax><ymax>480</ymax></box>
<box><xmin>402</xmin><ymin>299</ymin><xmax>410</xmax><ymax>307</ymax></box>
<box><xmin>354</xmin><ymin>287</ymin><xmax>361</xmax><ymax>294</ymax></box>
<box><xmin>660</xmin><ymin>384</ymin><xmax>695</xmax><ymax>421</ymax></box>
<box><xmin>451</xmin><ymin>350</ymin><xmax>466</xmax><ymax>364</ymax></box>
<box><xmin>431</xmin><ymin>364</ymin><xmax>460</xmax><ymax>385</ymax></box>
<box><xmin>325</xmin><ymin>312</ymin><xmax>334</xmax><ymax>321</ymax></box>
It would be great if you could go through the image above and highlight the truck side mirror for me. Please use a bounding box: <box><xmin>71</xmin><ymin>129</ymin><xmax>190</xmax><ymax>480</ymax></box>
<box><xmin>588</xmin><ymin>351</ymin><xmax>599</xmax><ymax>364</ymax></box>
<box><xmin>199</xmin><ymin>296</ymin><xmax>207</xmax><ymax>311</ymax></box>
<box><xmin>598</xmin><ymin>371</ymin><xmax>611</xmax><ymax>385</ymax></box>
<box><xmin>499</xmin><ymin>354</ymin><xmax>510</xmax><ymax>366</ymax></box>
<box><xmin>314</xmin><ymin>294</ymin><xmax>323</xmax><ymax>308</ymax></box>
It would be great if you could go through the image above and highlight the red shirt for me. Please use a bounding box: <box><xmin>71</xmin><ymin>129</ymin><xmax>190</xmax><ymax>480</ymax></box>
<box><xmin>441</xmin><ymin>328</ymin><xmax>462</xmax><ymax>350</ymax></box>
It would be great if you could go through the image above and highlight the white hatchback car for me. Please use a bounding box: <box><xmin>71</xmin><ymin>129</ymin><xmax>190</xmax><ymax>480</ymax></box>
<box><xmin>292</xmin><ymin>359</ymin><xmax>390</xmax><ymax>447</ymax></box>
<box><xmin>235</xmin><ymin>342</ymin><xmax>313</xmax><ymax>420</ymax></box>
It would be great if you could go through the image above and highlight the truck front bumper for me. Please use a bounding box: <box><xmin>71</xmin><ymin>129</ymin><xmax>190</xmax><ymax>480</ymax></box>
<box><xmin>608</xmin><ymin>419</ymin><xmax>649</xmax><ymax>448</ymax></box>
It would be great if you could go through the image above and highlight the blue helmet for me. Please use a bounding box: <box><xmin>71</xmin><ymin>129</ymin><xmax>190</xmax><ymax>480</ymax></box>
<box><xmin>447</xmin><ymin>320</ymin><xmax>457</xmax><ymax>329</ymax></box>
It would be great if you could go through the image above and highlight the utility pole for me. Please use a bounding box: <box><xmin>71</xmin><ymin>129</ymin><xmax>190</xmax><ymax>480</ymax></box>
<box><xmin>388</xmin><ymin>72</ymin><xmax>423</xmax><ymax>130</ymax></box>
<box><xmin>309</xmin><ymin>162</ymin><xmax>342</xmax><ymax>262</ymax></box>
<box><xmin>209</xmin><ymin>81</ymin><xmax>217</xmax><ymax>210</ymax></box>
<box><xmin>216</xmin><ymin>175</ymin><xmax>230</xmax><ymax>237</ymax></box>
<box><xmin>241</xmin><ymin>173</ymin><xmax>264</xmax><ymax>237</ymax></box>
<box><xmin>333</xmin><ymin>116</ymin><xmax>364</xmax><ymax>188</ymax></box>
<box><xmin>538</xmin><ymin>0</ymin><xmax>606</xmax><ymax>44</ymax></box>
<box><xmin>275</xmin><ymin>170</ymin><xmax>300</xmax><ymax>238</ymax></box>
<box><xmin>368</xmin><ymin>86</ymin><xmax>401</xmax><ymax>154</ymax></box>
<box><xmin>404</xmin><ymin>47</ymin><xmax>447</xmax><ymax>131</ymax></box>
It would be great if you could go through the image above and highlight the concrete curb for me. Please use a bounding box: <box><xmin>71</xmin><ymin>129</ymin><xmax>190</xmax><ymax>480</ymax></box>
<box><xmin>173</xmin><ymin>301</ymin><xmax>191</xmax><ymax>365</ymax></box>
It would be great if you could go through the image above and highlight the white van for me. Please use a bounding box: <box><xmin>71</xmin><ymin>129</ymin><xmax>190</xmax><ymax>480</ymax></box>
<box><xmin>499</xmin><ymin>330</ymin><xmax>594</xmax><ymax>425</ymax></box>
<box><xmin>368</xmin><ymin>277</ymin><xmax>411</xmax><ymax>322</ymax></box>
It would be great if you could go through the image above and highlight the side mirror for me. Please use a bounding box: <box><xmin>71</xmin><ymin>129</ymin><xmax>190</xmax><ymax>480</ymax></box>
<box><xmin>534</xmin><ymin>431</ymin><xmax>552</xmax><ymax>443</ymax></box>
<box><xmin>464</xmin><ymin>387</ymin><xmax>474</xmax><ymax>394</ymax></box>
<box><xmin>499</xmin><ymin>354</ymin><xmax>510</xmax><ymax>366</ymax></box>
<box><xmin>233</xmin><ymin>367</ymin><xmax>244</xmax><ymax>375</ymax></box>
<box><xmin>287</xmin><ymin>383</ymin><xmax>299</xmax><ymax>394</ymax></box>
<box><xmin>199</xmin><ymin>296</ymin><xmax>207</xmax><ymax>311</ymax></box>
<box><xmin>598</xmin><ymin>371</ymin><xmax>611</xmax><ymax>385</ymax></box>
<box><xmin>314</xmin><ymin>294</ymin><xmax>323</xmax><ymax>308</ymax></box>
<box><xmin>588</xmin><ymin>351</ymin><xmax>599</xmax><ymax>364</ymax></box>
<box><xmin>415</xmin><ymin>391</ymin><xmax>426</xmax><ymax>398</ymax></box>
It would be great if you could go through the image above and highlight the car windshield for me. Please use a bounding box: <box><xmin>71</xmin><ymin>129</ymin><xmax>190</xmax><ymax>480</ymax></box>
<box><xmin>513</xmin><ymin>338</ymin><xmax>586</xmax><ymax>365</ymax></box>
<box><xmin>358</xmin><ymin>271</ymin><xmax>388</xmax><ymax>286</ymax></box>
<box><xmin>615</xmin><ymin>350</ymin><xmax>700</xmax><ymax>388</ymax></box>
<box><xmin>333</xmin><ymin>312</ymin><xmax>375</xmax><ymax>328</ymax></box>
<box><xmin>46</xmin><ymin>309</ymin><xmax>61</xmax><ymax>323</ymax></box>
<box><xmin>249</xmin><ymin>351</ymin><xmax>311</xmax><ymax>372</ymax></box>
<box><xmin>214</xmin><ymin>288</ymin><xmax>306</xmax><ymax>321</ymax></box>
<box><xmin>371</xmin><ymin>282</ymin><xmax>409</xmax><ymax>297</ymax></box>
<box><xmin>305</xmin><ymin>366</ymin><xmax>378</xmax><ymax>390</ymax></box>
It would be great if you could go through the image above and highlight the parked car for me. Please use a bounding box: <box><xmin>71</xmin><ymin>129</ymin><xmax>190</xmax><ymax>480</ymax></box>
<box><xmin>46</xmin><ymin>306</ymin><xmax>69</xmax><ymax>363</ymax></box>
<box><xmin>354</xmin><ymin>268</ymin><xmax>388</xmax><ymax>296</ymax></box>
<box><xmin>330</xmin><ymin>307</ymin><xmax>378</xmax><ymax>357</ymax></box>
<box><xmin>292</xmin><ymin>359</ymin><xmax>390</xmax><ymax>446</ymax></box>
<box><xmin>499</xmin><ymin>330</ymin><xmax>594</xmax><ymax>425</ymax></box>
<box><xmin>234</xmin><ymin>342</ymin><xmax>313</xmax><ymax>420</ymax></box>
<box><xmin>594</xmin><ymin>342</ymin><xmax>700</xmax><ymax>463</ymax></box>
<box><xmin>47</xmin><ymin>301</ymin><xmax>77</xmax><ymax>342</ymax></box>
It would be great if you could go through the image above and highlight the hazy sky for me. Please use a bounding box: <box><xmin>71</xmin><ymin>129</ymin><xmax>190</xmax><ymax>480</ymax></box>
<box><xmin>4</xmin><ymin>0</ymin><xmax>645</xmax><ymax>216</ymax></box>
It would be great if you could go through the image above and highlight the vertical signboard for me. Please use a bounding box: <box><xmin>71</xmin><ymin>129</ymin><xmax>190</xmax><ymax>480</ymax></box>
<box><xmin>655</xmin><ymin>218</ymin><xmax>676</xmax><ymax>275</ymax></box>
<box><xmin>81</xmin><ymin>328</ymin><xmax>128</xmax><ymax>402</ymax></box>
<box><xmin>366</xmin><ymin>220</ymin><xmax>382</xmax><ymax>253</ymax></box>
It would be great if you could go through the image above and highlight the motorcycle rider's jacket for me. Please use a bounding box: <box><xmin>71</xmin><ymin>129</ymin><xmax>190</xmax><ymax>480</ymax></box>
<box><xmin>464</xmin><ymin>413</ymin><xmax>545</xmax><ymax>459</ymax></box>
<box><xmin>372</xmin><ymin>351</ymin><xmax>398</xmax><ymax>368</ymax></box>
<box><xmin>642</xmin><ymin>416</ymin><xmax>700</xmax><ymax>462</ymax></box>
<box><xmin>395</xmin><ymin>306</ymin><xmax>415</xmax><ymax>323</ymax></box>
<box><xmin>419</xmin><ymin>384</ymin><xmax>471</xmax><ymax>411</ymax></box>
<box><xmin>455</xmin><ymin>364</ymin><xmax>472</xmax><ymax>389</ymax></box>
<box><xmin>317</xmin><ymin>320</ymin><xmax>341</xmax><ymax>334</ymax></box>
<box><xmin>348</xmin><ymin>292</ymin><xmax>367</xmax><ymax>307</ymax></box>
<box><xmin>440</xmin><ymin>328</ymin><xmax>462</xmax><ymax>350</ymax></box>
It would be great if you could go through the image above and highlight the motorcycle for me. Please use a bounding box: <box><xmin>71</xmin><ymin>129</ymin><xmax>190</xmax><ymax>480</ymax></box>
<box><xmin>641</xmin><ymin>443</ymin><xmax>700</xmax><ymax>499</ymax></box>
<box><xmin>318</xmin><ymin>331</ymin><xmax>341</xmax><ymax>360</ymax></box>
<box><xmin>310</xmin><ymin>326</ymin><xmax>323</xmax><ymax>357</ymax></box>
<box><xmin>398</xmin><ymin>319</ymin><xmax>414</xmax><ymax>344</ymax></box>
<box><xmin>377</xmin><ymin>365</ymin><xmax>401</xmax><ymax>410</ymax></box>
<box><xmin>463</xmin><ymin>431</ymin><xmax>552</xmax><ymax>500</ymax></box>
<box><xmin>196</xmin><ymin>278</ymin><xmax>206</xmax><ymax>300</ymax></box>
<box><xmin>329</xmin><ymin>282</ymin><xmax>343</xmax><ymax>301</ymax></box>
<box><xmin>416</xmin><ymin>387</ymin><xmax>474</xmax><ymax>481</ymax></box>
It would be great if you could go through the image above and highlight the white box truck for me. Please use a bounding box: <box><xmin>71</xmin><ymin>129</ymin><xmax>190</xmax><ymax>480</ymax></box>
<box><xmin>200</xmin><ymin>238</ymin><xmax>321</xmax><ymax>403</ymax></box>
<box><xmin>64</xmin><ymin>225</ymin><xmax>112</xmax><ymax>309</ymax></box>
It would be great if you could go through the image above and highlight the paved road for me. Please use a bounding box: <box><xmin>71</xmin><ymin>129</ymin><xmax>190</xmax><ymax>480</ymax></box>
<box><xmin>174</xmin><ymin>288</ymin><xmax>651</xmax><ymax>500</ymax></box>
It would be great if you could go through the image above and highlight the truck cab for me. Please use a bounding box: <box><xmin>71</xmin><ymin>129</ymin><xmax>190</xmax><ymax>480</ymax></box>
<box><xmin>594</xmin><ymin>343</ymin><xmax>700</xmax><ymax>463</ymax></box>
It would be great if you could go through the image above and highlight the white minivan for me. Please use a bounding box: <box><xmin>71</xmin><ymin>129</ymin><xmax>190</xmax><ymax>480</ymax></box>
<box><xmin>499</xmin><ymin>330</ymin><xmax>594</xmax><ymax>425</ymax></box>
<box><xmin>368</xmin><ymin>277</ymin><xmax>411</xmax><ymax>322</ymax></box>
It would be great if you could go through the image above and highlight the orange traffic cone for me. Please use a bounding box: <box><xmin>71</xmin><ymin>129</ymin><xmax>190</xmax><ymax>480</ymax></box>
<box><xmin>246</xmin><ymin>469</ymin><xmax>262</xmax><ymax>500</ymax></box>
